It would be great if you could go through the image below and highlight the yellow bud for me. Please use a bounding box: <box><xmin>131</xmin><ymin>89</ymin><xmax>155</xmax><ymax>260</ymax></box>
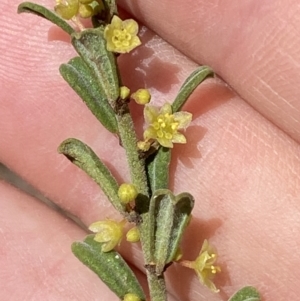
<box><xmin>78</xmin><ymin>3</ymin><xmax>94</xmax><ymax>18</ymax></box>
<box><xmin>131</xmin><ymin>89</ymin><xmax>151</xmax><ymax>105</ymax></box>
<box><xmin>120</xmin><ymin>86</ymin><xmax>131</xmax><ymax>100</ymax></box>
<box><xmin>123</xmin><ymin>293</ymin><xmax>141</xmax><ymax>301</ymax></box>
<box><xmin>126</xmin><ymin>227</ymin><xmax>140</xmax><ymax>243</ymax></box>
<box><xmin>54</xmin><ymin>0</ymin><xmax>79</xmax><ymax>20</ymax></box>
<box><xmin>137</xmin><ymin>140</ymin><xmax>151</xmax><ymax>152</ymax></box>
<box><xmin>118</xmin><ymin>183</ymin><xmax>138</xmax><ymax>204</ymax></box>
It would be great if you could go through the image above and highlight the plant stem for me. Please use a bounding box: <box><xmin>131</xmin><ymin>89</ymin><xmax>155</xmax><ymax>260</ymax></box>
<box><xmin>116</xmin><ymin>104</ymin><xmax>167</xmax><ymax>301</ymax></box>
<box><xmin>147</xmin><ymin>271</ymin><xmax>167</xmax><ymax>301</ymax></box>
<box><xmin>116</xmin><ymin>108</ymin><xmax>148</xmax><ymax>196</ymax></box>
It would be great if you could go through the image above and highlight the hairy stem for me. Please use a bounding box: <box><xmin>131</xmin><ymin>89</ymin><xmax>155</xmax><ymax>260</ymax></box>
<box><xmin>116</xmin><ymin>104</ymin><xmax>167</xmax><ymax>301</ymax></box>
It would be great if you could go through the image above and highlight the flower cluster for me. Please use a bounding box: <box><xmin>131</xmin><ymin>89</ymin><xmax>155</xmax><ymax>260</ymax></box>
<box><xmin>104</xmin><ymin>16</ymin><xmax>141</xmax><ymax>53</ymax></box>
<box><xmin>180</xmin><ymin>240</ymin><xmax>221</xmax><ymax>292</ymax></box>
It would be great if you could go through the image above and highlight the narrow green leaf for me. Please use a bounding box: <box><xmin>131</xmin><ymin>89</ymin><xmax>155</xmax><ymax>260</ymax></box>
<box><xmin>228</xmin><ymin>286</ymin><xmax>261</xmax><ymax>301</ymax></box>
<box><xmin>17</xmin><ymin>2</ymin><xmax>75</xmax><ymax>35</ymax></box>
<box><xmin>150</xmin><ymin>190</ymin><xmax>175</xmax><ymax>273</ymax></box>
<box><xmin>146</xmin><ymin>147</ymin><xmax>171</xmax><ymax>194</ymax></box>
<box><xmin>58</xmin><ymin>138</ymin><xmax>125</xmax><ymax>214</ymax></box>
<box><xmin>72</xmin><ymin>235</ymin><xmax>146</xmax><ymax>300</ymax></box>
<box><xmin>60</xmin><ymin>57</ymin><xmax>118</xmax><ymax>133</ymax></box>
<box><xmin>148</xmin><ymin>190</ymin><xmax>194</xmax><ymax>275</ymax></box>
<box><xmin>71</xmin><ymin>28</ymin><xmax>119</xmax><ymax>104</ymax></box>
<box><xmin>172</xmin><ymin>65</ymin><xmax>214</xmax><ymax>112</ymax></box>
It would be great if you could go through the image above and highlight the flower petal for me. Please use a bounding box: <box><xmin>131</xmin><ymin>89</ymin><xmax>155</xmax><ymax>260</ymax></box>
<box><xmin>172</xmin><ymin>132</ymin><xmax>187</xmax><ymax>144</ymax></box>
<box><xmin>110</xmin><ymin>15</ymin><xmax>123</xmax><ymax>28</ymax></box>
<box><xmin>157</xmin><ymin>137</ymin><xmax>173</xmax><ymax>148</ymax></box>
<box><xmin>174</xmin><ymin>111</ymin><xmax>192</xmax><ymax>129</ymax></box>
<box><xmin>159</xmin><ymin>102</ymin><xmax>172</xmax><ymax>115</ymax></box>
<box><xmin>144</xmin><ymin>105</ymin><xmax>159</xmax><ymax>123</ymax></box>
<box><xmin>143</xmin><ymin>127</ymin><xmax>157</xmax><ymax>140</ymax></box>
<box><xmin>123</xmin><ymin>19</ymin><xmax>139</xmax><ymax>35</ymax></box>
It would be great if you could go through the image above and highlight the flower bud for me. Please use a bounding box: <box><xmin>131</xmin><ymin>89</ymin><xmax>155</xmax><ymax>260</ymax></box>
<box><xmin>78</xmin><ymin>3</ymin><xmax>94</xmax><ymax>18</ymax></box>
<box><xmin>126</xmin><ymin>227</ymin><xmax>140</xmax><ymax>243</ymax></box>
<box><xmin>54</xmin><ymin>0</ymin><xmax>79</xmax><ymax>20</ymax></box>
<box><xmin>120</xmin><ymin>86</ymin><xmax>130</xmax><ymax>100</ymax></box>
<box><xmin>118</xmin><ymin>183</ymin><xmax>138</xmax><ymax>204</ymax></box>
<box><xmin>131</xmin><ymin>89</ymin><xmax>151</xmax><ymax>105</ymax></box>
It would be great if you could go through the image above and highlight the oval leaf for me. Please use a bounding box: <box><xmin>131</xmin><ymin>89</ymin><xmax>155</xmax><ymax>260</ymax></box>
<box><xmin>60</xmin><ymin>57</ymin><xmax>118</xmax><ymax>133</ymax></box>
<box><xmin>172</xmin><ymin>65</ymin><xmax>214</xmax><ymax>112</ymax></box>
<box><xmin>72</xmin><ymin>235</ymin><xmax>146</xmax><ymax>300</ymax></box>
<box><xmin>228</xmin><ymin>286</ymin><xmax>261</xmax><ymax>301</ymax></box>
<box><xmin>18</xmin><ymin>2</ymin><xmax>75</xmax><ymax>35</ymax></box>
<box><xmin>71</xmin><ymin>28</ymin><xmax>119</xmax><ymax>104</ymax></box>
<box><xmin>58</xmin><ymin>138</ymin><xmax>125</xmax><ymax>214</ymax></box>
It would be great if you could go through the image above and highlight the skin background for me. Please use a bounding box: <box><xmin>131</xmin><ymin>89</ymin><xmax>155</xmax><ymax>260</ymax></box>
<box><xmin>0</xmin><ymin>0</ymin><xmax>300</xmax><ymax>300</ymax></box>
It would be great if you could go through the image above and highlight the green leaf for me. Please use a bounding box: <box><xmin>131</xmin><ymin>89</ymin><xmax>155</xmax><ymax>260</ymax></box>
<box><xmin>58</xmin><ymin>138</ymin><xmax>125</xmax><ymax>215</ymax></box>
<box><xmin>228</xmin><ymin>286</ymin><xmax>261</xmax><ymax>301</ymax></box>
<box><xmin>172</xmin><ymin>65</ymin><xmax>214</xmax><ymax>112</ymax></box>
<box><xmin>17</xmin><ymin>2</ymin><xmax>75</xmax><ymax>35</ymax></box>
<box><xmin>72</xmin><ymin>235</ymin><xmax>146</xmax><ymax>300</ymax></box>
<box><xmin>60</xmin><ymin>57</ymin><xmax>118</xmax><ymax>133</ymax></box>
<box><xmin>71</xmin><ymin>28</ymin><xmax>119</xmax><ymax>104</ymax></box>
<box><xmin>146</xmin><ymin>147</ymin><xmax>171</xmax><ymax>193</ymax></box>
<box><xmin>148</xmin><ymin>189</ymin><xmax>194</xmax><ymax>275</ymax></box>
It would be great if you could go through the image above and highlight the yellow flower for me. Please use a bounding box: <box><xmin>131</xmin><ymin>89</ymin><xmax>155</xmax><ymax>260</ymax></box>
<box><xmin>143</xmin><ymin>103</ymin><xmax>192</xmax><ymax>148</ymax></box>
<box><xmin>88</xmin><ymin>219</ymin><xmax>125</xmax><ymax>252</ymax></box>
<box><xmin>104</xmin><ymin>16</ymin><xmax>141</xmax><ymax>53</ymax></box>
<box><xmin>180</xmin><ymin>240</ymin><xmax>221</xmax><ymax>293</ymax></box>
<box><xmin>55</xmin><ymin>0</ymin><xmax>79</xmax><ymax>20</ymax></box>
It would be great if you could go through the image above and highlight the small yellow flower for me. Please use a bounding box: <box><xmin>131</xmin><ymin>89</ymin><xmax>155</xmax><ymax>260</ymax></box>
<box><xmin>118</xmin><ymin>183</ymin><xmax>138</xmax><ymax>204</ymax></box>
<box><xmin>126</xmin><ymin>227</ymin><xmax>140</xmax><ymax>243</ymax></box>
<box><xmin>131</xmin><ymin>89</ymin><xmax>151</xmax><ymax>105</ymax></box>
<box><xmin>55</xmin><ymin>0</ymin><xmax>79</xmax><ymax>20</ymax></box>
<box><xmin>104</xmin><ymin>16</ymin><xmax>141</xmax><ymax>53</ymax></box>
<box><xmin>88</xmin><ymin>219</ymin><xmax>125</xmax><ymax>252</ymax></box>
<box><xmin>123</xmin><ymin>293</ymin><xmax>141</xmax><ymax>301</ymax></box>
<box><xmin>180</xmin><ymin>239</ymin><xmax>221</xmax><ymax>293</ymax></box>
<box><xmin>143</xmin><ymin>103</ymin><xmax>192</xmax><ymax>148</ymax></box>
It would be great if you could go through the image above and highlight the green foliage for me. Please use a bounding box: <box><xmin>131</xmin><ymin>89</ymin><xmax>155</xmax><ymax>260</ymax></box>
<box><xmin>228</xmin><ymin>286</ymin><xmax>261</xmax><ymax>301</ymax></box>
<box><xmin>72</xmin><ymin>235</ymin><xmax>146</xmax><ymax>300</ymax></box>
<box><xmin>58</xmin><ymin>138</ymin><xmax>126</xmax><ymax>214</ymax></box>
<box><xmin>60</xmin><ymin>57</ymin><xmax>118</xmax><ymax>133</ymax></box>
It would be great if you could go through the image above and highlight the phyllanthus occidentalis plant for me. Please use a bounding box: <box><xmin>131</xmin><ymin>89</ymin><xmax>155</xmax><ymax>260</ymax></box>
<box><xmin>17</xmin><ymin>1</ymin><xmax>262</xmax><ymax>300</ymax></box>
